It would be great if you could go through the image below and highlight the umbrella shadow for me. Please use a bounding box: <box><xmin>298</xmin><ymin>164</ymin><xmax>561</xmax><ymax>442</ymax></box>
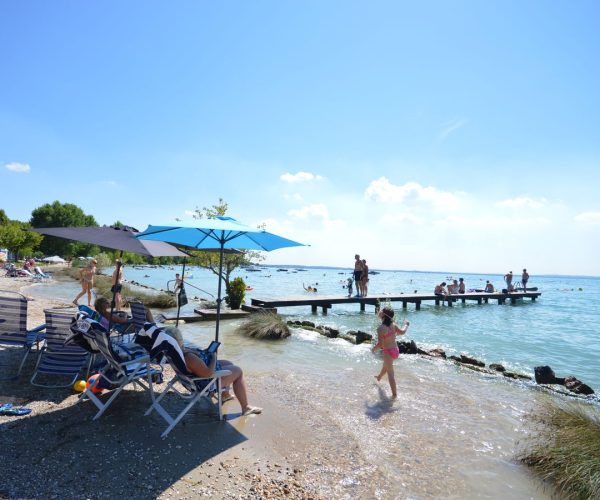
<box><xmin>0</xmin><ymin>389</ymin><xmax>248</xmax><ymax>499</ymax></box>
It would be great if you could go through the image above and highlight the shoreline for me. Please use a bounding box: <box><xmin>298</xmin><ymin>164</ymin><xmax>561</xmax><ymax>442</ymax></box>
<box><xmin>1</xmin><ymin>274</ymin><xmax>553</xmax><ymax>498</ymax></box>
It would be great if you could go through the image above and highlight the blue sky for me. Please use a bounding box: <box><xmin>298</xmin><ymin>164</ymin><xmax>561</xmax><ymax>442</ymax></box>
<box><xmin>1</xmin><ymin>1</ymin><xmax>599</xmax><ymax>275</ymax></box>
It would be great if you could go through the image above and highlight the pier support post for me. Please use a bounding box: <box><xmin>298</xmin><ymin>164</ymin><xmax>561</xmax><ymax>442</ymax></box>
<box><xmin>435</xmin><ymin>299</ymin><xmax>440</xmax><ymax>306</ymax></box>
<box><xmin>402</xmin><ymin>300</ymin><xmax>407</xmax><ymax>310</ymax></box>
<box><xmin>416</xmin><ymin>300</ymin><xmax>421</xmax><ymax>310</ymax></box>
<box><xmin>447</xmin><ymin>298</ymin><xmax>453</xmax><ymax>307</ymax></box>
<box><xmin>360</xmin><ymin>302</ymin><xmax>365</xmax><ymax>312</ymax></box>
<box><xmin>511</xmin><ymin>297</ymin><xmax>517</xmax><ymax>305</ymax></box>
<box><xmin>461</xmin><ymin>298</ymin><xmax>466</xmax><ymax>304</ymax></box>
<box><xmin>484</xmin><ymin>298</ymin><xmax>488</xmax><ymax>303</ymax></box>
<box><xmin>311</xmin><ymin>304</ymin><xmax>317</xmax><ymax>314</ymax></box>
<box><xmin>531</xmin><ymin>297</ymin><xmax>536</xmax><ymax>302</ymax></box>
<box><xmin>477</xmin><ymin>298</ymin><xmax>482</xmax><ymax>305</ymax></box>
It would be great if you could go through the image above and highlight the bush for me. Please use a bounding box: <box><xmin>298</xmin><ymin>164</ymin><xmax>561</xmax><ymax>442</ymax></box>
<box><xmin>237</xmin><ymin>311</ymin><xmax>291</xmax><ymax>339</ymax></box>
<box><xmin>518</xmin><ymin>398</ymin><xmax>600</xmax><ymax>498</ymax></box>
<box><xmin>227</xmin><ymin>277</ymin><xmax>246</xmax><ymax>310</ymax></box>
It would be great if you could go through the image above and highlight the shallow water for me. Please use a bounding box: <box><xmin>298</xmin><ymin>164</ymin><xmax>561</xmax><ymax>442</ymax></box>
<box><xmin>28</xmin><ymin>270</ymin><xmax>583</xmax><ymax>497</ymax></box>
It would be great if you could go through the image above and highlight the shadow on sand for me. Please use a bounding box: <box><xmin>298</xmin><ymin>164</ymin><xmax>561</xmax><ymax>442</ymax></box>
<box><xmin>0</xmin><ymin>377</ymin><xmax>248</xmax><ymax>498</ymax></box>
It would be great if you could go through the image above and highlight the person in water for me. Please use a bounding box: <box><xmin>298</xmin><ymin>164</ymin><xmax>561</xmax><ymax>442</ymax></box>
<box><xmin>73</xmin><ymin>259</ymin><xmax>97</xmax><ymax>307</ymax></box>
<box><xmin>303</xmin><ymin>283</ymin><xmax>317</xmax><ymax>293</ymax></box>
<box><xmin>372</xmin><ymin>307</ymin><xmax>410</xmax><ymax>399</ymax></box>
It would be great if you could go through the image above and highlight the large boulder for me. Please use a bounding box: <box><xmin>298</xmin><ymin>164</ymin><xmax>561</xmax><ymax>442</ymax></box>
<box><xmin>427</xmin><ymin>348</ymin><xmax>447</xmax><ymax>359</ymax></box>
<box><xmin>534</xmin><ymin>366</ymin><xmax>565</xmax><ymax>385</ymax></box>
<box><xmin>458</xmin><ymin>355</ymin><xmax>485</xmax><ymax>368</ymax></box>
<box><xmin>489</xmin><ymin>363</ymin><xmax>506</xmax><ymax>372</ymax></box>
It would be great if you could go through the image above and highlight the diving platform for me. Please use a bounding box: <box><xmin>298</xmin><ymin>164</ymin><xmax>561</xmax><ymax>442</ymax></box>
<box><xmin>251</xmin><ymin>290</ymin><xmax>541</xmax><ymax>314</ymax></box>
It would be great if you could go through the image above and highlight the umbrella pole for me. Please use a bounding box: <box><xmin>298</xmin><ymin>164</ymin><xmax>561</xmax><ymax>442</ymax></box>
<box><xmin>108</xmin><ymin>251</ymin><xmax>123</xmax><ymax>332</ymax></box>
<box><xmin>176</xmin><ymin>258</ymin><xmax>187</xmax><ymax>328</ymax></box>
<box><xmin>215</xmin><ymin>244</ymin><xmax>225</xmax><ymax>342</ymax></box>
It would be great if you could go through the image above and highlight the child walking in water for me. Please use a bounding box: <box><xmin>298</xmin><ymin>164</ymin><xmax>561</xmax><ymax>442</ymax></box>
<box><xmin>372</xmin><ymin>307</ymin><xmax>410</xmax><ymax>398</ymax></box>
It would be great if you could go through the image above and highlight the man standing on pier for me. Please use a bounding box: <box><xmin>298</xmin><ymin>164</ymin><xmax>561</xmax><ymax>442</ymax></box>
<box><xmin>354</xmin><ymin>254</ymin><xmax>363</xmax><ymax>297</ymax></box>
<box><xmin>522</xmin><ymin>269</ymin><xmax>529</xmax><ymax>291</ymax></box>
<box><xmin>504</xmin><ymin>271</ymin><xmax>514</xmax><ymax>292</ymax></box>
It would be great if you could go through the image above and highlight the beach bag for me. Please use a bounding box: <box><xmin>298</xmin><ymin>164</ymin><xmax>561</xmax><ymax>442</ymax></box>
<box><xmin>177</xmin><ymin>286</ymin><xmax>188</xmax><ymax>307</ymax></box>
<box><xmin>65</xmin><ymin>310</ymin><xmax>104</xmax><ymax>353</ymax></box>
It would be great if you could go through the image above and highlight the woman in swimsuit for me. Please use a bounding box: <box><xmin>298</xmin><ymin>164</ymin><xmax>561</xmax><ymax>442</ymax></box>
<box><xmin>73</xmin><ymin>259</ymin><xmax>97</xmax><ymax>307</ymax></box>
<box><xmin>372</xmin><ymin>307</ymin><xmax>410</xmax><ymax>399</ymax></box>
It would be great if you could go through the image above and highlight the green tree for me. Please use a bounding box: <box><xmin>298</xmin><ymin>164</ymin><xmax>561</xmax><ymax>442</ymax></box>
<box><xmin>0</xmin><ymin>221</ymin><xmax>42</xmax><ymax>259</ymax></box>
<box><xmin>191</xmin><ymin>199</ymin><xmax>264</xmax><ymax>295</ymax></box>
<box><xmin>0</xmin><ymin>209</ymin><xmax>9</xmax><ymax>226</ymax></box>
<box><xmin>30</xmin><ymin>201</ymin><xmax>98</xmax><ymax>257</ymax></box>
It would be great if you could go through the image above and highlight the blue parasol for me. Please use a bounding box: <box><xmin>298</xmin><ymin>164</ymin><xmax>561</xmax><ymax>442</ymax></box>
<box><xmin>136</xmin><ymin>216</ymin><xmax>306</xmax><ymax>341</ymax></box>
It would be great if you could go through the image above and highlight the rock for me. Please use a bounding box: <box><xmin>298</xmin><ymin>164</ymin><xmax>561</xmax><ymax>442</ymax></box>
<box><xmin>503</xmin><ymin>371</ymin><xmax>518</xmax><ymax>379</ymax></box>
<box><xmin>301</xmin><ymin>320</ymin><xmax>315</xmax><ymax>328</ymax></box>
<box><xmin>323</xmin><ymin>326</ymin><xmax>339</xmax><ymax>338</ymax></box>
<box><xmin>427</xmin><ymin>348</ymin><xmax>446</xmax><ymax>358</ymax></box>
<box><xmin>448</xmin><ymin>355</ymin><xmax>461</xmax><ymax>362</ymax></box>
<box><xmin>534</xmin><ymin>365</ymin><xmax>565</xmax><ymax>385</ymax></box>
<box><xmin>564</xmin><ymin>376</ymin><xmax>595</xmax><ymax>395</ymax></box>
<box><xmin>398</xmin><ymin>340</ymin><xmax>418</xmax><ymax>354</ymax></box>
<box><xmin>354</xmin><ymin>330</ymin><xmax>372</xmax><ymax>344</ymax></box>
<box><xmin>489</xmin><ymin>363</ymin><xmax>506</xmax><ymax>372</ymax></box>
<box><xmin>458</xmin><ymin>355</ymin><xmax>485</xmax><ymax>367</ymax></box>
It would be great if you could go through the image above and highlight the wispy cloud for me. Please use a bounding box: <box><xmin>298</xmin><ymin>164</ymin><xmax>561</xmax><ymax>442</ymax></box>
<box><xmin>288</xmin><ymin>203</ymin><xmax>346</xmax><ymax>229</ymax></box>
<box><xmin>496</xmin><ymin>196</ymin><xmax>546</xmax><ymax>209</ymax></box>
<box><xmin>439</xmin><ymin>117</ymin><xmax>467</xmax><ymax>140</ymax></box>
<box><xmin>365</xmin><ymin>177</ymin><xmax>462</xmax><ymax>211</ymax></box>
<box><xmin>283</xmin><ymin>193</ymin><xmax>304</xmax><ymax>202</ymax></box>
<box><xmin>280</xmin><ymin>171</ymin><xmax>324</xmax><ymax>183</ymax></box>
<box><xmin>574</xmin><ymin>212</ymin><xmax>600</xmax><ymax>225</ymax></box>
<box><xmin>4</xmin><ymin>162</ymin><xmax>31</xmax><ymax>173</ymax></box>
<box><xmin>184</xmin><ymin>210</ymin><xmax>195</xmax><ymax>217</ymax></box>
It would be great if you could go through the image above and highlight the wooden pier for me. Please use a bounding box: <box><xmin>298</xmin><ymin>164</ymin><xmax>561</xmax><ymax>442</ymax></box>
<box><xmin>251</xmin><ymin>291</ymin><xmax>541</xmax><ymax>314</ymax></box>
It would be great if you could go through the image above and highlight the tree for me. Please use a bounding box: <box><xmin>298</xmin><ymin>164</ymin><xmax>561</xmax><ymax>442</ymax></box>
<box><xmin>0</xmin><ymin>209</ymin><xmax>9</xmax><ymax>226</ymax></box>
<box><xmin>0</xmin><ymin>220</ymin><xmax>42</xmax><ymax>259</ymax></box>
<box><xmin>30</xmin><ymin>201</ymin><xmax>98</xmax><ymax>257</ymax></box>
<box><xmin>191</xmin><ymin>199</ymin><xmax>264</xmax><ymax>295</ymax></box>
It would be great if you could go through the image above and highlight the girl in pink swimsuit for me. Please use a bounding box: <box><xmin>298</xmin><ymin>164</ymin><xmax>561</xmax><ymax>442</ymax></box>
<box><xmin>372</xmin><ymin>307</ymin><xmax>410</xmax><ymax>399</ymax></box>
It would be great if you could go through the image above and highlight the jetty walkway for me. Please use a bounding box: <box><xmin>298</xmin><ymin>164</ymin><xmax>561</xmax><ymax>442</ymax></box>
<box><xmin>251</xmin><ymin>290</ymin><xmax>541</xmax><ymax>314</ymax></box>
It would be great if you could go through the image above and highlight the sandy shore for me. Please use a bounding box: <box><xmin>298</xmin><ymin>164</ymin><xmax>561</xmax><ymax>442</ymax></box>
<box><xmin>0</xmin><ymin>274</ymin><xmax>320</xmax><ymax>499</ymax></box>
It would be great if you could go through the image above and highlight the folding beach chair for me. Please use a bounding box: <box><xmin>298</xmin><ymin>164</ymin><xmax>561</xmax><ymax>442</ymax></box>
<box><xmin>0</xmin><ymin>290</ymin><xmax>46</xmax><ymax>380</ymax></box>
<box><xmin>129</xmin><ymin>300</ymin><xmax>148</xmax><ymax>333</ymax></box>
<box><xmin>74</xmin><ymin>314</ymin><xmax>161</xmax><ymax>420</ymax></box>
<box><xmin>30</xmin><ymin>308</ymin><xmax>90</xmax><ymax>387</ymax></box>
<box><xmin>136</xmin><ymin>323</ymin><xmax>231</xmax><ymax>438</ymax></box>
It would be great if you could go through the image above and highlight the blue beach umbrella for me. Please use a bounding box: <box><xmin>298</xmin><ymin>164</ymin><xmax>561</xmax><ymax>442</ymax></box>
<box><xmin>136</xmin><ymin>216</ymin><xmax>306</xmax><ymax>341</ymax></box>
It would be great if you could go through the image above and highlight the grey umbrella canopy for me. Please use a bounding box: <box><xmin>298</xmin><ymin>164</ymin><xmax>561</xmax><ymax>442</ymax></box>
<box><xmin>32</xmin><ymin>226</ymin><xmax>187</xmax><ymax>257</ymax></box>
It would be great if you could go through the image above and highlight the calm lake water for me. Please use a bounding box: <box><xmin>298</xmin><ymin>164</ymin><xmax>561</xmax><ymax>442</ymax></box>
<box><xmin>29</xmin><ymin>265</ymin><xmax>599</xmax><ymax>497</ymax></box>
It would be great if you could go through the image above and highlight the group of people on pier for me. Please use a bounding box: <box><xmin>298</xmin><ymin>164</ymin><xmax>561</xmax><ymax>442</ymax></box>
<box><xmin>434</xmin><ymin>269</ymin><xmax>530</xmax><ymax>296</ymax></box>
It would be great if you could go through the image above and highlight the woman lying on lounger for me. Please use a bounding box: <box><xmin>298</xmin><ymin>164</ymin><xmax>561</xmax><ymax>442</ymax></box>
<box><xmin>166</xmin><ymin>328</ymin><xmax>262</xmax><ymax>416</ymax></box>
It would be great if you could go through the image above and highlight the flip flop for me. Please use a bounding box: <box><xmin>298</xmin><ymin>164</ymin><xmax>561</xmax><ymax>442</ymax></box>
<box><xmin>0</xmin><ymin>406</ymin><xmax>31</xmax><ymax>416</ymax></box>
<box><xmin>242</xmin><ymin>406</ymin><xmax>263</xmax><ymax>416</ymax></box>
<box><xmin>221</xmin><ymin>395</ymin><xmax>235</xmax><ymax>403</ymax></box>
<box><xmin>0</xmin><ymin>403</ymin><xmax>14</xmax><ymax>411</ymax></box>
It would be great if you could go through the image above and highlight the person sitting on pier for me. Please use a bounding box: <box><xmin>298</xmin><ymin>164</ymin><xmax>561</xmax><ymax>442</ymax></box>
<box><xmin>484</xmin><ymin>280</ymin><xmax>494</xmax><ymax>293</ymax></box>
<box><xmin>434</xmin><ymin>282</ymin><xmax>448</xmax><ymax>296</ymax></box>
<box><xmin>447</xmin><ymin>280</ymin><xmax>459</xmax><ymax>294</ymax></box>
<box><xmin>458</xmin><ymin>277</ymin><xmax>466</xmax><ymax>294</ymax></box>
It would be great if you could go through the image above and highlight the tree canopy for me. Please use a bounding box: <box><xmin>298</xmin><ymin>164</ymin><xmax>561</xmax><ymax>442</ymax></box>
<box><xmin>30</xmin><ymin>201</ymin><xmax>98</xmax><ymax>257</ymax></box>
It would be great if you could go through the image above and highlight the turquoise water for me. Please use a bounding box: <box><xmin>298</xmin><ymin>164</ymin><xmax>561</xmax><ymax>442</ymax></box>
<box><xmin>36</xmin><ymin>265</ymin><xmax>600</xmax><ymax>390</ymax></box>
<box><xmin>28</xmin><ymin>266</ymin><xmax>599</xmax><ymax>496</ymax></box>
<box><xmin>127</xmin><ymin>265</ymin><xmax>600</xmax><ymax>390</ymax></box>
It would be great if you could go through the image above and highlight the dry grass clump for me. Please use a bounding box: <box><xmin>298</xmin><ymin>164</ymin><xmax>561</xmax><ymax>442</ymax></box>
<box><xmin>59</xmin><ymin>267</ymin><xmax>176</xmax><ymax>308</ymax></box>
<box><xmin>518</xmin><ymin>398</ymin><xmax>600</xmax><ymax>498</ymax></box>
<box><xmin>237</xmin><ymin>311</ymin><xmax>291</xmax><ymax>339</ymax></box>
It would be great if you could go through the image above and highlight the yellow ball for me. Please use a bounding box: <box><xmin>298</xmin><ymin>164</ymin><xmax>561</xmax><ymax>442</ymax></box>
<box><xmin>73</xmin><ymin>380</ymin><xmax>87</xmax><ymax>393</ymax></box>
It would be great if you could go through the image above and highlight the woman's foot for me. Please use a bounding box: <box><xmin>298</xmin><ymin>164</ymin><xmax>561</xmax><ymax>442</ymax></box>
<box><xmin>72</xmin><ymin>300</ymin><xmax>78</xmax><ymax>306</ymax></box>
<box><xmin>374</xmin><ymin>375</ymin><xmax>381</xmax><ymax>382</ymax></box>
<box><xmin>242</xmin><ymin>406</ymin><xmax>262</xmax><ymax>416</ymax></box>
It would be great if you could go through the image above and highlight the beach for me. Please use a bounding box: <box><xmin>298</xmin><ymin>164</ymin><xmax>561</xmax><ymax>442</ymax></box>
<box><xmin>0</xmin><ymin>271</ymin><xmax>566</xmax><ymax>498</ymax></box>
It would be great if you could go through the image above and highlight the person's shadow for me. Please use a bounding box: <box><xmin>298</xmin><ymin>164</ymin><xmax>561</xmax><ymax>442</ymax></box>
<box><xmin>364</xmin><ymin>383</ymin><xmax>399</xmax><ymax>420</ymax></box>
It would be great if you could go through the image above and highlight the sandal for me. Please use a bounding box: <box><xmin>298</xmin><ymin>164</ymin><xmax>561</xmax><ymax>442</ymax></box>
<box><xmin>242</xmin><ymin>406</ymin><xmax>263</xmax><ymax>416</ymax></box>
<box><xmin>0</xmin><ymin>406</ymin><xmax>31</xmax><ymax>416</ymax></box>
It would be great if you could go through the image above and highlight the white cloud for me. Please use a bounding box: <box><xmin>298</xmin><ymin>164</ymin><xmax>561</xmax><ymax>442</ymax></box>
<box><xmin>283</xmin><ymin>193</ymin><xmax>304</xmax><ymax>202</ymax></box>
<box><xmin>287</xmin><ymin>203</ymin><xmax>346</xmax><ymax>230</ymax></box>
<box><xmin>439</xmin><ymin>117</ymin><xmax>467</xmax><ymax>140</ymax></box>
<box><xmin>574</xmin><ymin>212</ymin><xmax>600</xmax><ymax>225</ymax></box>
<box><xmin>380</xmin><ymin>212</ymin><xmax>424</xmax><ymax>225</ymax></box>
<box><xmin>365</xmin><ymin>177</ymin><xmax>462</xmax><ymax>210</ymax></box>
<box><xmin>496</xmin><ymin>196</ymin><xmax>546</xmax><ymax>209</ymax></box>
<box><xmin>433</xmin><ymin>214</ymin><xmax>551</xmax><ymax>228</ymax></box>
<box><xmin>184</xmin><ymin>210</ymin><xmax>195</xmax><ymax>217</ymax></box>
<box><xmin>4</xmin><ymin>162</ymin><xmax>31</xmax><ymax>173</ymax></box>
<box><xmin>280</xmin><ymin>171</ymin><xmax>324</xmax><ymax>183</ymax></box>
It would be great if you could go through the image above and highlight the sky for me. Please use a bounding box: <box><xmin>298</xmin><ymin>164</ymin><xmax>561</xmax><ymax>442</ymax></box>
<box><xmin>1</xmin><ymin>1</ymin><xmax>599</xmax><ymax>275</ymax></box>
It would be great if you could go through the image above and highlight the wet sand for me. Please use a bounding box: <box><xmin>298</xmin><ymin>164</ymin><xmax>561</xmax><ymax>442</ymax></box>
<box><xmin>0</xmin><ymin>273</ymin><xmax>550</xmax><ymax>498</ymax></box>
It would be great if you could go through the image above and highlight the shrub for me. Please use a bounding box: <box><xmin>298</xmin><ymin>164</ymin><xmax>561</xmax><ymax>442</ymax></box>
<box><xmin>518</xmin><ymin>398</ymin><xmax>600</xmax><ymax>498</ymax></box>
<box><xmin>237</xmin><ymin>311</ymin><xmax>291</xmax><ymax>339</ymax></box>
<box><xmin>227</xmin><ymin>277</ymin><xmax>246</xmax><ymax>310</ymax></box>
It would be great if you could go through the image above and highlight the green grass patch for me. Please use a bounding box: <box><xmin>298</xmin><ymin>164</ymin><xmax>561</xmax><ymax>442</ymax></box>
<box><xmin>237</xmin><ymin>311</ymin><xmax>291</xmax><ymax>339</ymax></box>
<box><xmin>518</xmin><ymin>398</ymin><xmax>600</xmax><ymax>498</ymax></box>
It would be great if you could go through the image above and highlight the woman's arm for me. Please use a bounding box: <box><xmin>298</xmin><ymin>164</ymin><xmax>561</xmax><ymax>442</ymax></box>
<box><xmin>395</xmin><ymin>320</ymin><xmax>410</xmax><ymax>336</ymax></box>
<box><xmin>184</xmin><ymin>351</ymin><xmax>217</xmax><ymax>378</ymax></box>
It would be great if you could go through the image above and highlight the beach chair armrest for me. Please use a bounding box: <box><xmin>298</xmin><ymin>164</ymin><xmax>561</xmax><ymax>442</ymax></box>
<box><xmin>188</xmin><ymin>369</ymin><xmax>231</xmax><ymax>384</ymax></box>
<box><xmin>27</xmin><ymin>323</ymin><xmax>46</xmax><ymax>334</ymax></box>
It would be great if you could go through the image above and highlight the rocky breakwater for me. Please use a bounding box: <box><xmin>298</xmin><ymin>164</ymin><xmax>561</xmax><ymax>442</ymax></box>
<box><xmin>287</xmin><ymin>320</ymin><xmax>373</xmax><ymax>344</ymax></box>
<box><xmin>534</xmin><ymin>365</ymin><xmax>595</xmax><ymax>396</ymax></box>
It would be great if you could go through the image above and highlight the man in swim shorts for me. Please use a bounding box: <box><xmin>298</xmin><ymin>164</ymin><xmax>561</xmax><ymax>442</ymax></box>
<box><xmin>354</xmin><ymin>254</ymin><xmax>363</xmax><ymax>297</ymax></box>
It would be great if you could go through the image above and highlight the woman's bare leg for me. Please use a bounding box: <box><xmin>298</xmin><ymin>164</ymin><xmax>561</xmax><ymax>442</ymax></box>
<box><xmin>73</xmin><ymin>283</ymin><xmax>86</xmax><ymax>305</ymax></box>
<box><xmin>221</xmin><ymin>365</ymin><xmax>250</xmax><ymax>411</ymax></box>
<box><xmin>375</xmin><ymin>363</ymin><xmax>387</xmax><ymax>382</ymax></box>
